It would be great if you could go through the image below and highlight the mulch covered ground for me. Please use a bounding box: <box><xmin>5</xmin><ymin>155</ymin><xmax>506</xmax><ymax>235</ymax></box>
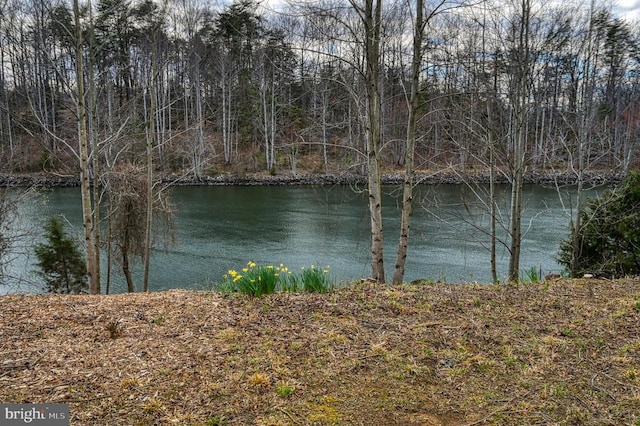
<box><xmin>1</xmin><ymin>278</ymin><xmax>639</xmax><ymax>425</ymax></box>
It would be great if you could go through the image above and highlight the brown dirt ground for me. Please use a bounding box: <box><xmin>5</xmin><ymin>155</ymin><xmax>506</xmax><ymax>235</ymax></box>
<box><xmin>1</xmin><ymin>278</ymin><xmax>639</xmax><ymax>425</ymax></box>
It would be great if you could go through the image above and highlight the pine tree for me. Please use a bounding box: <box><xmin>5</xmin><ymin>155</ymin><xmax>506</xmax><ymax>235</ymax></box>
<box><xmin>34</xmin><ymin>216</ymin><xmax>88</xmax><ymax>294</ymax></box>
<box><xmin>558</xmin><ymin>172</ymin><xmax>640</xmax><ymax>278</ymax></box>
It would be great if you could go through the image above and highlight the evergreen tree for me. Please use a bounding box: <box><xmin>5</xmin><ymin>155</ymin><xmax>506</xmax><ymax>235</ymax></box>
<box><xmin>558</xmin><ymin>172</ymin><xmax>640</xmax><ymax>278</ymax></box>
<box><xmin>34</xmin><ymin>216</ymin><xmax>88</xmax><ymax>294</ymax></box>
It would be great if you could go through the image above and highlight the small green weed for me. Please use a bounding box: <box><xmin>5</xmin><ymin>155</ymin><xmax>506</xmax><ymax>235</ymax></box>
<box><xmin>504</xmin><ymin>355</ymin><xmax>521</xmax><ymax>369</ymax></box>
<box><xmin>522</xmin><ymin>266</ymin><xmax>541</xmax><ymax>283</ymax></box>
<box><xmin>623</xmin><ymin>367</ymin><xmax>640</xmax><ymax>381</ymax></box>
<box><xmin>213</xmin><ymin>279</ymin><xmax>236</xmax><ymax>293</ymax></box>
<box><xmin>143</xmin><ymin>398</ymin><xmax>163</xmax><ymax>413</ymax></box>
<box><xmin>205</xmin><ymin>415</ymin><xmax>226</xmax><ymax>426</ymax></box>
<box><xmin>552</xmin><ymin>383</ymin><xmax>568</xmax><ymax>398</ymax></box>
<box><xmin>276</xmin><ymin>382</ymin><xmax>295</xmax><ymax>397</ymax></box>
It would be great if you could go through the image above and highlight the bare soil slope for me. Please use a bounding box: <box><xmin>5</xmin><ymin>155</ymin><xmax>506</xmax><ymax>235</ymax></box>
<box><xmin>1</xmin><ymin>278</ymin><xmax>639</xmax><ymax>425</ymax></box>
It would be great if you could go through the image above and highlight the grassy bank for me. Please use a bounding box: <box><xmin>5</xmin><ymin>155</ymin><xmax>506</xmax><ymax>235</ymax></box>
<box><xmin>1</xmin><ymin>278</ymin><xmax>639</xmax><ymax>425</ymax></box>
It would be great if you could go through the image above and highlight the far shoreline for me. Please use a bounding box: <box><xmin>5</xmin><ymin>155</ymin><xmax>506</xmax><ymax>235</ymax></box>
<box><xmin>0</xmin><ymin>169</ymin><xmax>626</xmax><ymax>188</ymax></box>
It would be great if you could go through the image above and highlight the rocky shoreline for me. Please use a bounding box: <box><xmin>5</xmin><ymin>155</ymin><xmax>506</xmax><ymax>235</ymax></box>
<box><xmin>0</xmin><ymin>170</ymin><xmax>626</xmax><ymax>188</ymax></box>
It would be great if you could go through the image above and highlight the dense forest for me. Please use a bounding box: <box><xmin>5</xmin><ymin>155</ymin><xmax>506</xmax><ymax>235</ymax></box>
<box><xmin>0</xmin><ymin>0</ymin><xmax>639</xmax><ymax>177</ymax></box>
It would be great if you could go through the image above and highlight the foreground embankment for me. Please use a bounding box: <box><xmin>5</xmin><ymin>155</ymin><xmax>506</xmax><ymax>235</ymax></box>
<box><xmin>1</xmin><ymin>278</ymin><xmax>639</xmax><ymax>425</ymax></box>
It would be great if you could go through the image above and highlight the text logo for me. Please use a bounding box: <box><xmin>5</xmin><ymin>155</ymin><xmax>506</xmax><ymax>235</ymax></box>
<box><xmin>0</xmin><ymin>404</ymin><xmax>68</xmax><ymax>425</ymax></box>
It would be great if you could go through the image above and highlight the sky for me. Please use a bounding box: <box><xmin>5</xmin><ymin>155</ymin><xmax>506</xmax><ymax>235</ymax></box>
<box><xmin>615</xmin><ymin>0</ymin><xmax>640</xmax><ymax>20</ymax></box>
<box><xmin>260</xmin><ymin>0</ymin><xmax>640</xmax><ymax>22</ymax></box>
<box><xmin>264</xmin><ymin>0</ymin><xmax>640</xmax><ymax>19</ymax></box>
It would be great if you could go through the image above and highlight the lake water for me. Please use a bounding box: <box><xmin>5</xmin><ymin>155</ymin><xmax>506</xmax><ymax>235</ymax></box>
<box><xmin>2</xmin><ymin>183</ymin><xmax>599</xmax><ymax>294</ymax></box>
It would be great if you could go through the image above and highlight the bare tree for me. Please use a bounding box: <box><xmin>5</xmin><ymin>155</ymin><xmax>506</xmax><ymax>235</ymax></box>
<box><xmin>0</xmin><ymin>188</ymin><xmax>29</xmax><ymax>286</ymax></box>
<box><xmin>393</xmin><ymin>0</ymin><xmax>465</xmax><ymax>284</ymax></box>
<box><xmin>0</xmin><ymin>0</ymin><xmax>16</xmax><ymax>165</ymax></box>
<box><xmin>293</xmin><ymin>0</ymin><xmax>385</xmax><ymax>281</ymax></box>
<box><xmin>139</xmin><ymin>0</ymin><xmax>168</xmax><ymax>292</ymax></box>
<box><xmin>73</xmin><ymin>0</ymin><xmax>100</xmax><ymax>294</ymax></box>
<box><xmin>359</xmin><ymin>0</ymin><xmax>385</xmax><ymax>282</ymax></box>
<box><xmin>504</xmin><ymin>0</ymin><xmax>534</xmax><ymax>282</ymax></box>
<box><xmin>106</xmin><ymin>164</ymin><xmax>175</xmax><ymax>292</ymax></box>
<box><xmin>392</xmin><ymin>0</ymin><xmax>424</xmax><ymax>284</ymax></box>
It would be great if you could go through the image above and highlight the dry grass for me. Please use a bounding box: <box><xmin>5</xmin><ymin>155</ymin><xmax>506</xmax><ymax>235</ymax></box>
<box><xmin>1</xmin><ymin>278</ymin><xmax>640</xmax><ymax>425</ymax></box>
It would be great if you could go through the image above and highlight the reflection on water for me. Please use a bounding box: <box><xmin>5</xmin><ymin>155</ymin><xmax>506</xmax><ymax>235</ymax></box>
<box><xmin>2</xmin><ymin>183</ymin><xmax>602</xmax><ymax>293</ymax></box>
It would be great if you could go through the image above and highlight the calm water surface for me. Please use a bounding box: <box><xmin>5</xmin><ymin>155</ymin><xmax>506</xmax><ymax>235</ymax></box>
<box><xmin>2</xmin><ymin>184</ymin><xmax>598</xmax><ymax>293</ymax></box>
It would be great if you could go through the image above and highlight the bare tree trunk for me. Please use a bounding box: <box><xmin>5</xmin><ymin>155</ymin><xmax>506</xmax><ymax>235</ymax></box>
<box><xmin>507</xmin><ymin>0</ymin><xmax>531</xmax><ymax>283</ymax></box>
<box><xmin>106</xmin><ymin>217</ymin><xmax>112</xmax><ymax>295</ymax></box>
<box><xmin>393</xmin><ymin>0</ymin><xmax>424</xmax><ymax>284</ymax></box>
<box><xmin>360</xmin><ymin>0</ymin><xmax>385</xmax><ymax>283</ymax></box>
<box><xmin>569</xmin><ymin>0</ymin><xmax>596</xmax><ymax>277</ymax></box>
<box><xmin>485</xmin><ymin>8</ymin><xmax>499</xmax><ymax>284</ymax></box>
<box><xmin>222</xmin><ymin>70</ymin><xmax>229</xmax><ymax>164</ymax></box>
<box><xmin>73</xmin><ymin>0</ymin><xmax>100</xmax><ymax>294</ymax></box>
<box><xmin>261</xmin><ymin>71</ymin><xmax>271</xmax><ymax>170</ymax></box>
<box><xmin>194</xmin><ymin>54</ymin><xmax>205</xmax><ymax>180</ymax></box>
<box><xmin>270</xmin><ymin>74</ymin><xmax>276</xmax><ymax>171</ymax></box>
<box><xmin>0</xmin><ymin>38</ymin><xmax>14</xmax><ymax>161</ymax></box>
<box><xmin>87</xmin><ymin>0</ymin><xmax>101</xmax><ymax>291</ymax></box>
<box><xmin>142</xmin><ymin>25</ymin><xmax>159</xmax><ymax>293</ymax></box>
<box><xmin>489</xmin><ymin>137</ymin><xmax>498</xmax><ymax>283</ymax></box>
<box><xmin>220</xmin><ymin>58</ymin><xmax>235</xmax><ymax>166</ymax></box>
<box><xmin>122</xmin><ymin>249</ymin><xmax>135</xmax><ymax>293</ymax></box>
<box><xmin>321</xmin><ymin>82</ymin><xmax>329</xmax><ymax>172</ymax></box>
<box><xmin>508</xmin><ymin>149</ymin><xmax>524</xmax><ymax>282</ymax></box>
<box><xmin>142</xmin><ymin>99</ymin><xmax>154</xmax><ymax>292</ymax></box>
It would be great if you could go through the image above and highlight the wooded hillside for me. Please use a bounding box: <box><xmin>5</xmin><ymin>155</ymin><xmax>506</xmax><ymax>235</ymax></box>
<box><xmin>1</xmin><ymin>0</ymin><xmax>639</xmax><ymax>177</ymax></box>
